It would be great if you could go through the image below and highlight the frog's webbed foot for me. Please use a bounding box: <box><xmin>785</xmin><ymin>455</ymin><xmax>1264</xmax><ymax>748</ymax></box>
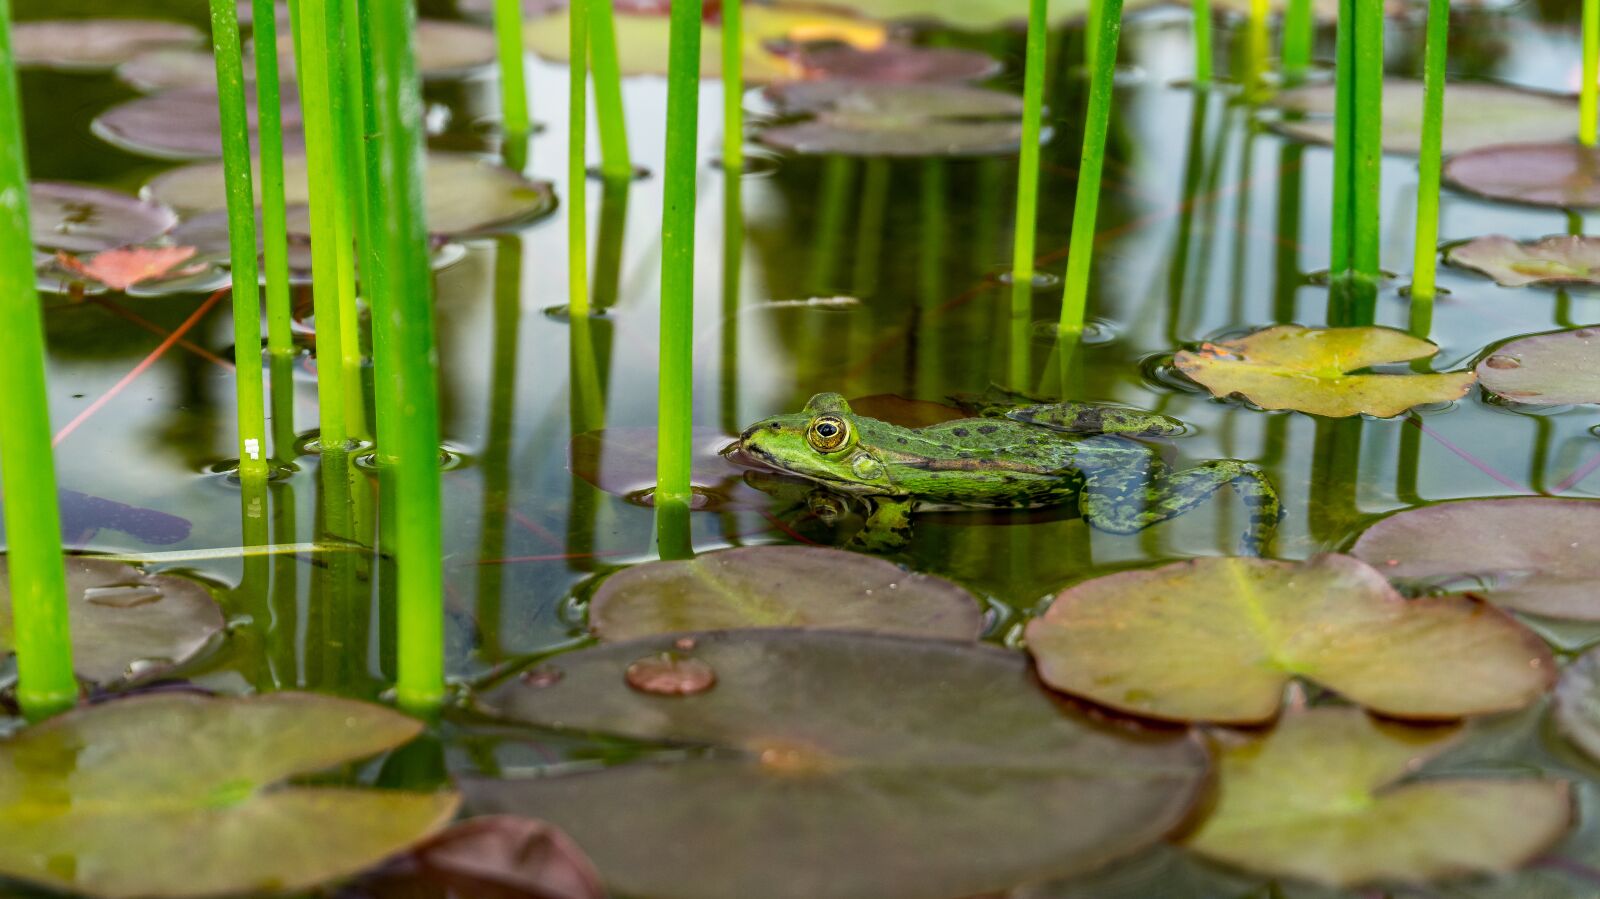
<box><xmin>1007</xmin><ymin>402</ymin><xmax>1187</xmax><ymax>439</ymax></box>
<box><xmin>846</xmin><ymin>497</ymin><xmax>914</xmax><ymax>554</ymax></box>
<box><xmin>1080</xmin><ymin>460</ymin><xmax>1282</xmax><ymax>556</ymax></box>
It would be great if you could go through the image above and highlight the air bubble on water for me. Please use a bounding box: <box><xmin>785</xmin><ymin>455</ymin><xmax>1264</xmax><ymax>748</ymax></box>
<box><xmin>625</xmin><ymin>653</ymin><xmax>717</xmax><ymax>696</ymax></box>
<box><xmin>84</xmin><ymin>584</ymin><xmax>163</xmax><ymax>608</ymax></box>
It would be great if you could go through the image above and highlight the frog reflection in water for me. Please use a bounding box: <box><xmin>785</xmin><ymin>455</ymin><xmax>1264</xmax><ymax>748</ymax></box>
<box><xmin>737</xmin><ymin>393</ymin><xmax>1281</xmax><ymax>554</ymax></box>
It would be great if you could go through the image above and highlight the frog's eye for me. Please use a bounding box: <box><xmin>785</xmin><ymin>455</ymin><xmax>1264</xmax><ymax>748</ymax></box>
<box><xmin>807</xmin><ymin>415</ymin><xmax>852</xmax><ymax>453</ymax></box>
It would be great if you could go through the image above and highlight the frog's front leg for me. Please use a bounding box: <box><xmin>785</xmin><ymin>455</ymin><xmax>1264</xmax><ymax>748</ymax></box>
<box><xmin>846</xmin><ymin>497</ymin><xmax>914</xmax><ymax>553</ymax></box>
<box><xmin>1080</xmin><ymin>460</ymin><xmax>1282</xmax><ymax>555</ymax></box>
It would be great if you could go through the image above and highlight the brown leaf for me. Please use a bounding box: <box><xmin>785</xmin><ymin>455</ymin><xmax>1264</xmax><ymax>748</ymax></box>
<box><xmin>407</xmin><ymin>816</ymin><xmax>605</xmax><ymax>899</ymax></box>
<box><xmin>56</xmin><ymin>245</ymin><xmax>199</xmax><ymax>291</ymax></box>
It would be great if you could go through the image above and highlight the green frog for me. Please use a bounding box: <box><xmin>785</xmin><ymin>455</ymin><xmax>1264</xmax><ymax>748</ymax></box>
<box><xmin>736</xmin><ymin>392</ymin><xmax>1281</xmax><ymax>554</ymax></box>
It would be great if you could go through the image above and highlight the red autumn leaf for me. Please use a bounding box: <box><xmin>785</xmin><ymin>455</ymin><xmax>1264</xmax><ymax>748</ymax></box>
<box><xmin>56</xmin><ymin>245</ymin><xmax>200</xmax><ymax>291</ymax></box>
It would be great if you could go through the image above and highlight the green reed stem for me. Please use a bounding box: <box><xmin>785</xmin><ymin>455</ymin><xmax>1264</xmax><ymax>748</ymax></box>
<box><xmin>1247</xmin><ymin>0</ymin><xmax>1269</xmax><ymax>94</ymax></box>
<box><xmin>209</xmin><ymin>0</ymin><xmax>270</xmax><ymax>482</ymax></box>
<box><xmin>721</xmin><ymin>0</ymin><xmax>743</xmax><ymax>170</ymax></box>
<box><xmin>326</xmin><ymin>0</ymin><xmax>363</xmax><ymax>435</ymax></box>
<box><xmin>493</xmin><ymin>0</ymin><xmax>531</xmax><ymax>138</ymax></box>
<box><xmin>591</xmin><ymin>0</ymin><xmax>632</xmax><ymax>178</ymax></box>
<box><xmin>1281</xmin><ymin>0</ymin><xmax>1313</xmax><ymax>84</ymax></box>
<box><xmin>252</xmin><ymin>0</ymin><xmax>294</xmax><ymax>357</ymax></box>
<box><xmin>1408</xmin><ymin>0</ymin><xmax>1448</xmax><ymax>311</ymax></box>
<box><xmin>1585</xmin><ymin>0</ymin><xmax>1599</xmax><ymax>147</ymax></box>
<box><xmin>655</xmin><ymin>0</ymin><xmax>703</xmax><ymax>511</ymax></box>
<box><xmin>569</xmin><ymin>0</ymin><xmax>590</xmax><ymax>315</ymax></box>
<box><xmin>0</xmin><ymin>0</ymin><xmax>75</xmax><ymax>718</ymax></box>
<box><xmin>1192</xmin><ymin>0</ymin><xmax>1211</xmax><ymax>85</ymax></box>
<box><xmin>1330</xmin><ymin>0</ymin><xmax>1381</xmax><ymax>318</ymax></box>
<box><xmin>364</xmin><ymin>0</ymin><xmax>444</xmax><ymax>711</ymax></box>
<box><xmin>1010</xmin><ymin>0</ymin><xmax>1048</xmax><ymax>287</ymax></box>
<box><xmin>1058</xmin><ymin>0</ymin><xmax>1123</xmax><ymax>334</ymax></box>
<box><xmin>1085</xmin><ymin>0</ymin><xmax>1103</xmax><ymax>71</ymax></box>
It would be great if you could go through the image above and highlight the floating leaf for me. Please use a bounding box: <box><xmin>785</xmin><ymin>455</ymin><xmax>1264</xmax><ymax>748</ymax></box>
<box><xmin>31</xmin><ymin>181</ymin><xmax>177</xmax><ymax>254</ymax></box>
<box><xmin>1554</xmin><ymin>647</ymin><xmax>1600</xmax><ymax>766</ymax></box>
<box><xmin>463</xmin><ymin>630</ymin><xmax>1207</xmax><ymax>899</ymax></box>
<box><xmin>1025</xmin><ymin>555</ymin><xmax>1553</xmax><ymax>724</ymax></box>
<box><xmin>1474</xmin><ymin>328</ymin><xmax>1600</xmax><ymax>405</ymax></box>
<box><xmin>787</xmin><ymin>44</ymin><xmax>1001</xmax><ymax>83</ymax></box>
<box><xmin>361</xmin><ymin>816</ymin><xmax>606</xmax><ymax>899</ymax></box>
<box><xmin>1172</xmin><ymin>325</ymin><xmax>1476</xmax><ymax>418</ymax></box>
<box><xmin>570</xmin><ymin>427</ymin><xmax>763</xmax><ymax>511</ymax></box>
<box><xmin>13</xmin><ymin>19</ymin><xmax>203</xmax><ymax>70</ymax></box>
<box><xmin>94</xmin><ymin>86</ymin><xmax>305</xmax><ymax>160</ymax></box>
<box><xmin>832</xmin><ymin>0</ymin><xmax>1167</xmax><ymax>30</ymax></box>
<box><xmin>588</xmin><ymin>545</ymin><xmax>984</xmax><ymax>642</ymax></box>
<box><xmin>0</xmin><ymin>693</ymin><xmax>458</xmax><ymax>898</ymax></box>
<box><xmin>1443</xmin><ymin>143</ymin><xmax>1600</xmax><ymax>209</ymax></box>
<box><xmin>55</xmin><ymin>246</ymin><xmax>201</xmax><ymax>292</ymax></box>
<box><xmin>1272</xmin><ymin>81</ymin><xmax>1576</xmax><ymax>156</ymax></box>
<box><xmin>1</xmin><ymin>555</ymin><xmax>226</xmax><ymax>685</ymax></box>
<box><xmin>115</xmin><ymin>48</ymin><xmax>222</xmax><ymax>92</ymax></box>
<box><xmin>1350</xmin><ymin>497</ymin><xmax>1600</xmax><ymax>620</ymax></box>
<box><xmin>759</xmin><ymin>80</ymin><xmax>1025</xmax><ymax>157</ymax></box>
<box><xmin>1184</xmin><ymin>707</ymin><xmax>1571</xmax><ymax>887</ymax></box>
<box><xmin>1447</xmin><ymin>235</ymin><xmax>1600</xmax><ymax>288</ymax></box>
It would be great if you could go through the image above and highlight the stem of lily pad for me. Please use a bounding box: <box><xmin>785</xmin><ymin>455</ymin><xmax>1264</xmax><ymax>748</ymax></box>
<box><xmin>1408</xmin><ymin>0</ymin><xmax>1448</xmax><ymax>315</ymax></box>
<box><xmin>251</xmin><ymin>0</ymin><xmax>294</xmax><ymax>359</ymax></box>
<box><xmin>1058</xmin><ymin>0</ymin><xmax>1124</xmax><ymax>334</ymax></box>
<box><xmin>592</xmin><ymin>0</ymin><xmax>632</xmax><ymax>179</ymax></box>
<box><xmin>570</xmin><ymin>0</ymin><xmax>590</xmax><ymax>316</ymax></box>
<box><xmin>493</xmin><ymin>0</ymin><xmax>531</xmax><ymax>143</ymax></box>
<box><xmin>1010</xmin><ymin>0</ymin><xmax>1048</xmax><ymax>289</ymax></box>
<box><xmin>1281</xmin><ymin>0</ymin><xmax>1313</xmax><ymax>85</ymax></box>
<box><xmin>1192</xmin><ymin>0</ymin><xmax>1211</xmax><ymax>86</ymax></box>
<box><xmin>1585</xmin><ymin>0</ymin><xmax>1598</xmax><ymax>147</ymax></box>
<box><xmin>722</xmin><ymin>0</ymin><xmax>742</xmax><ymax>171</ymax></box>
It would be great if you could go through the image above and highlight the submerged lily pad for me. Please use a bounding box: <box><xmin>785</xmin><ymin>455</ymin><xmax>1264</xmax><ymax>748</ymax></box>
<box><xmin>759</xmin><ymin>80</ymin><xmax>1025</xmax><ymax>157</ymax></box>
<box><xmin>1350</xmin><ymin>497</ymin><xmax>1600</xmax><ymax>620</ymax></box>
<box><xmin>0</xmin><ymin>692</ymin><xmax>457</xmax><ymax>898</ymax></box>
<box><xmin>1443</xmin><ymin>143</ymin><xmax>1600</xmax><ymax>209</ymax></box>
<box><xmin>31</xmin><ymin>181</ymin><xmax>177</xmax><ymax>253</ymax></box>
<box><xmin>1447</xmin><ymin>235</ymin><xmax>1600</xmax><ymax>288</ymax></box>
<box><xmin>588</xmin><ymin>545</ymin><xmax>984</xmax><ymax>642</ymax></box>
<box><xmin>1474</xmin><ymin>328</ymin><xmax>1600</xmax><ymax>406</ymax></box>
<box><xmin>13</xmin><ymin>19</ymin><xmax>203</xmax><ymax>71</ymax></box>
<box><xmin>94</xmin><ymin>86</ymin><xmax>305</xmax><ymax>160</ymax></box>
<box><xmin>788</xmin><ymin>44</ymin><xmax>1001</xmax><ymax>83</ymax></box>
<box><xmin>1172</xmin><ymin>325</ymin><xmax>1476</xmax><ymax>418</ymax></box>
<box><xmin>145</xmin><ymin>152</ymin><xmax>554</xmax><ymax>235</ymax></box>
<box><xmin>1185</xmin><ymin>708</ymin><xmax>1571</xmax><ymax>887</ymax></box>
<box><xmin>1</xmin><ymin>555</ymin><xmax>225</xmax><ymax>685</ymax></box>
<box><xmin>1273</xmin><ymin>81</ymin><xmax>1576</xmax><ymax>156</ymax></box>
<box><xmin>1025</xmin><ymin>555</ymin><xmax>1553</xmax><ymax>724</ymax></box>
<box><xmin>463</xmin><ymin>630</ymin><xmax>1207</xmax><ymax>899</ymax></box>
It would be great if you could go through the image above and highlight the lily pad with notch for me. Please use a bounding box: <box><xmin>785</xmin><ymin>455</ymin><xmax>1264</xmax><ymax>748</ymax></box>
<box><xmin>31</xmin><ymin>181</ymin><xmax>178</xmax><ymax>254</ymax></box>
<box><xmin>1447</xmin><ymin>235</ymin><xmax>1600</xmax><ymax>288</ymax></box>
<box><xmin>13</xmin><ymin>19</ymin><xmax>203</xmax><ymax>71</ymax></box>
<box><xmin>1272</xmin><ymin>81</ymin><xmax>1576</xmax><ymax>156</ymax></box>
<box><xmin>758</xmin><ymin>80</ymin><xmax>1026</xmax><ymax>157</ymax></box>
<box><xmin>1025</xmin><ymin>554</ymin><xmax>1554</xmax><ymax>724</ymax></box>
<box><xmin>0</xmin><ymin>692</ymin><xmax>458</xmax><ymax>898</ymax></box>
<box><xmin>1443</xmin><ymin>143</ymin><xmax>1600</xmax><ymax>209</ymax></box>
<box><xmin>1172</xmin><ymin>325</ymin><xmax>1476</xmax><ymax>418</ymax></box>
<box><xmin>462</xmin><ymin>629</ymin><xmax>1209</xmax><ymax>899</ymax></box>
<box><xmin>1472</xmin><ymin>328</ymin><xmax>1600</xmax><ymax>406</ymax></box>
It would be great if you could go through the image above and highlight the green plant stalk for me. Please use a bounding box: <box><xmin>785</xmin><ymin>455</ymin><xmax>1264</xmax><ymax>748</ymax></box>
<box><xmin>209</xmin><ymin>0</ymin><xmax>270</xmax><ymax>483</ymax></box>
<box><xmin>591</xmin><ymin>0</ymin><xmax>632</xmax><ymax>178</ymax></box>
<box><xmin>1408</xmin><ymin>0</ymin><xmax>1448</xmax><ymax>308</ymax></box>
<box><xmin>289</xmin><ymin>0</ymin><xmax>348</xmax><ymax>448</ymax></box>
<box><xmin>655</xmin><ymin>0</ymin><xmax>703</xmax><ymax>510</ymax></box>
<box><xmin>364</xmin><ymin>0</ymin><xmax>445</xmax><ymax>711</ymax></box>
<box><xmin>252</xmin><ymin>0</ymin><xmax>294</xmax><ymax>358</ymax></box>
<box><xmin>1192</xmin><ymin>0</ymin><xmax>1212</xmax><ymax>85</ymax></box>
<box><xmin>1329</xmin><ymin>0</ymin><xmax>1353</xmax><ymax>275</ymax></box>
<box><xmin>324</xmin><ymin>0</ymin><xmax>363</xmax><ymax>434</ymax></box>
<box><xmin>1085</xmin><ymin>0</ymin><xmax>1102</xmax><ymax>71</ymax></box>
<box><xmin>1281</xmin><ymin>0</ymin><xmax>1314</xmax><ymax>84</ymax></box>
<box><xmin>570</xmin><ymin>0</ymin><xmax>590</xmax><ymax>315</ymax></box>
<box><xmin>1247</xmin><ymin>0</ymin><xmax>1269</xmax><ymax>93</ymax></box>
<box><xmin>721</xmin><ymin>0</ymin><xmax>743</xmax><ymax>170</ymax></box>
<box><xmin>493</xmin><ymin>0</ymin><xmax>531</xmax><ymax>138</ymax></box>
<box><xmin>1010</xmin><ymin>0</ymin><xmax>1048</xmax><ymax>288</ymax></box>
<box><xmin>1351</xmin><ymin>0</ymin><xmax>1383</xmax><ymax>286</ymax></box>
<box><xmin>1586</xmin><ymin>0</ymin><xmax>1599</xmax><ymax>147</ymax></box>
<box><xmin>1058</xmin><ymin>0</ymin><xmax>1124</xmax><ymax>333</ymax></box>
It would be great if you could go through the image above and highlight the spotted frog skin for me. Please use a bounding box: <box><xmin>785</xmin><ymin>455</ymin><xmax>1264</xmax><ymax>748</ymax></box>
<box><xmin>737</xmin><ymin>393</ymin><xmax>1281</xmax><ymax>554</ymax></box>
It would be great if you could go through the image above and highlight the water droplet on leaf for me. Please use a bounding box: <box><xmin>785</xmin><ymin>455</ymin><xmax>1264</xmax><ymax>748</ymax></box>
<box><xmin>1484</xmin><ymin>354</ymin><xmax>1522</xmax><ymax>370</ymax></box>
<box><xmin>625</xmin><ymin>653</ymin><xmax>717</xmax><ymax>696</ymax></box>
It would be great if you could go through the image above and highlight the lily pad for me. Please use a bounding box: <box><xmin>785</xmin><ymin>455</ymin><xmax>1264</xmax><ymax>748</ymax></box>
<box><xmin>1024</xmin><ymin>555</ymin><xmax>1553</xmax><ymax>724</ymax></box>
<box><xmin>364</xmin><ymin>816</ymin><xmax>605</xmax><ymax>899</ymax></box>
<box><xmin>1272</xmin><ymin>81</ymin><xmax>1576</xmax><ymax>156</ymax></box>
<box><xmin>787</xmin><ymin>44</ymin><xmax>1002</xmax><ymax>83</ymax></box>
<box><xmin>463</xmin><ymin>629</ymin><xmax>1208</xmax><ymax>899</ymax></box>
<box><xmin>13</xmin><ymin>19</ymin><xmax>203</xmax><ymax>71</ymax></box>
<box><xmin>1</xmin><ymin>554</ymin><xmax>226</xmax><ymax>685</ymax></box>
<box><xmin>0</xmin><ymin>692</ymin><xmax>458</xmax><ymax>898</ymax></box>
<box><xmin>1554</xmin><ymin>646</ymin><xmax>1600</xmax><ymax>766</ymax></box>
<box><xmin>1350</xmin><ymin>497</ymin><xmax>1600</xmax><ymax>620</ymax></box>
<box><xmin>144</xmin><ymin>152</ymin><xmax>555</xmax><ymax>236</ymax></box>
<box><xmin>1447</xmin><ymin>235</ymin><xmax>1600</xmax><ymax>288</ymax></box>
<box><xmin>759</xmin><ymin>80</ymin><xmax>1026</xmax><ymax>157</ymax></box>
<box><xmin>1172</xmin><ymin>325</ymin><xmax>1477</xmax><ymax>418</ymax></box>
<box><xmin>1443</xmin><ymin>143</ymin><xmax>1600</xmax><ymax>209</ymax></box>
<box><xmin>115</xmin><ymin>48</ymin><xmax>223</xmax><ymax>92</ymax></box>
<box><xmin>588</xmin><ymin>545</ymin><xmax>984</xmax><ymax>641</ymax></box>
<box><xmin>837</xmin><ymin>0</ymin><xmax>1166</xmax><ymax>30</ymax></box>
<box><xmin>31</xmin><ymin>181</ymin><xmax>178</xmax><ymax>253</ymax></box>
<box><xmin>1474</xmin><ymin>328</ymin><xmax>1600</xmax><ymax>406</ymax></box>
<box><xmin>570</xmin><ymin>427</ymin><xmax>765</xmax><ymax>511</ymax></box>
<box><xmin>54</xmin><ymin>245</ymin><xmax>203</xmax><ymax>292</ymax></box>
<box><xmin>270</xmin><ymin>19</ymin><xmax>497</xmax><ymax>81</ymax></box>
<box><xmin>93</xmin><ymin>86</ymin><xmax>305</xmax><ymax>160</ymax></box>
<box><xmin>1183</xmin><ymin>707</ymin><xmax>1572</xmax><ymax>887</ymax></box>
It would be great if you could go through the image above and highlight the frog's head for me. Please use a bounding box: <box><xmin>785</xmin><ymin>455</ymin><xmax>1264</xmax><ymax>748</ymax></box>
<box><xmin>736</xmin><ymin>393</ymin><xmax>895</xmax><ymax>495</ymax></box>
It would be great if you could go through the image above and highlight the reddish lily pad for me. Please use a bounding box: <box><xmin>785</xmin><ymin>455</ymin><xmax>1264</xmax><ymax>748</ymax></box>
<box><xmin>1447</xmin><ymin>235</ymin><xmax>1600</xmax><ymax>288</ymax></box>
<box><xmin>1025</xmin><ymin>554</ymin><xmax>1554</xmax><ymax>724</ymax></box>
<box><xmin>1184</xmin><ymin>707</ymin><xmax>1572</xmax><ymax>887</ymax></box>
<box><xmin>31</xmin><ymin>181</ymin><xmax>177</xmax><ymax>253</ymax></box>
<box><xmin>12</xmin><ymin>19</ymin><xmax>203</xmax><ymax>70</ymax></box>
<box><xmin>0</xmin><ymin>693</ymin><xmax>458</xmax><ymax>898</ymax></box>
<box><xmin>588</xmin><ymin>545</ymin><xmax>984</xmax><ymax>641</ymax></box>
<box><xmin>1443</xmin><ymin>143</ymin><xmax>1600</xmax><ymax>209</ymax></box>
<box><xmin>788</xmin><ymin>44</ymin><xmax>1001</xmax><ymax>83</ymax></box>
<box><xmin>759</xmin><ymin>80</ymin><xmax>1026</xmax><ymax>157</ymax></box>
<box><xmin>463</xmin><ymin>630</ymin><xmax>1208</xmax><ymax>899</ymax></box>
<box><xmin>93</xmin><ymin>86</ymin><xmax>305</xmax><ymax>160</ymax></box>
<box><xmin>1350</xmin><ymin>497</ymin><xmax>1600</xmax><ymax>620</ymax></box>
<box><xmin>1273</xmin><ymin>81</ymin><xmax>1576</xmax><ymax>156</ymax></box>
<box><xmin>1474</xmin><ymin>329</ymin><xmax>1600</xmax><ymax>406</ymax></box>
<box><xmin>1172</xmin><ymin>325</ymin><xmax>1477</xmax><ymax>418</ymax></box>
<box><xmin>363</xmin><ymin>816</ymin><xmax>606</xmax><ymax>899</ymax></box>
<box><xmin>54</xmin><ymin>246</ymin><xmax>202</xmax><ymax>292</ymax></box>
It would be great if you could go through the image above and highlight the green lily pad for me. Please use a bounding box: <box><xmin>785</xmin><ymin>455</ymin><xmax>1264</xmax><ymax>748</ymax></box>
<box><xmin>758</xmin><ymin>81</ymin><xmax>1025</xmax><ymax>157</ymax></box>
<box><xmin>1272</xmin><ymin>81</ymin><xmax>1576</xmax><ymax>156</ymax></box>
<box><xmin>0</xmin><ymin>692</ymin><xmax>458</xmax><ymax>898</ymax></box>
<box><xmin>1</xmin><ymin>555</ymin><xmax>226</xmax><ymax>686</ymax></box>
<box><xmin>1443</xmin><ymin>143</ymin><xmax>1600</xmax><ymax>210</ymax></box>
<box><xmin>1447</xmin><ymin>235</ymin><xmax>1600</xmax><ymax>288</ymax></box>
<box><xmin>31</xmin><ymin>181</ymin><xmax>178</xmax><ymax>254</ymax></box>
<box><xmin>1350</xmin><ymin>497</ymin><xmax>1600</xmax><ymax>620</ymax></box>
<box><xmin>1474</xmin><ymin>328</ymin><xmax>1600</xmax><ymax>406</ymax></box>
<box><xmin>1183</xmin><ymin>707</ymin><xmax>1572</xmax><ymax>887</ymax></box>
<box><xmin>463</xmin><ymin>630</ymin><xmax>1208</xmax><ymax>899</ymax></box>
<box><xmin>144</xmin><ymin>152</ymin><xmax>555</xmax><ymax>236</ymax></box>
<box><xmin>1554</xmin><ymin>646</ymin><xmax>1600</xmax><ymax>766</ymax></box>
<box><xmin>588</xmin><ymin>545</ymin><xmax>984</xmax><ymax>642</ymax></box>
<box><xmin>1172</xmin><ymin>325</ymin><xmax>1477</xmax><ymax>418</ymax></box>
<box><xmin>13</xmin><ymin>19</ymin><xmax>203</xmax><ymax>71</ymax></box>
<box><xmin>1025</xmin><ymin>555</ymin><xmax>1553</xmax><ymax>724</ymax></box>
